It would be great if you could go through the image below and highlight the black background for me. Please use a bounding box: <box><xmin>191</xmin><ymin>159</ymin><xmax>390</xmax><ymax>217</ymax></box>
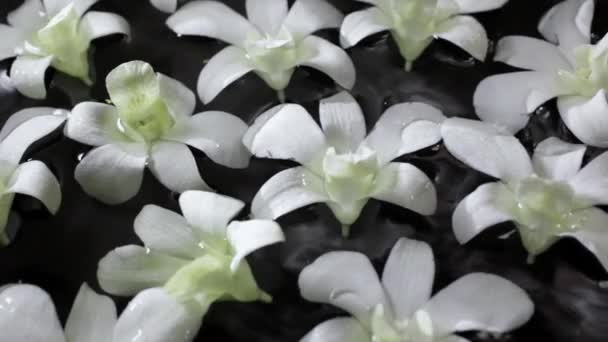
<box><xmin>1</xmin><ymin>0</ymin><xmax>608</xmax><ymax>341</ymax></box>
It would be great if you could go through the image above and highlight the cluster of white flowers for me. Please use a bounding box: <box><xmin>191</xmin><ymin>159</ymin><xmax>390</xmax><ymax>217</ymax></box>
<box><xmin>1</xmin><ymin>0</ymin><xmax>607</xmax><ymax>341</ymax></box>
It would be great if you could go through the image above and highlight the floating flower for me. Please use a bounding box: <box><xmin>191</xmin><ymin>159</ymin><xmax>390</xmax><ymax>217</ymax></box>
<box><xmin>97</xmin><ymin>190</ymin><xmax>285</xmax><ymax>342</ymax></box>
<box><xmin>299</xmin><ymin>237</ymin><xmax>534</xmax><ymax>342</ymax></box>
<box><xmin>244</xmin><ymin>91</ymin><xmax>443</xmax><ymax>236</ymax></box>
<box><xmin>340</xmin><ymin>0</ymin><xmax>508</xmax><ymax>70</ymax></box>
<box><xmin>167</xmin><ymin>0</ymin><xmax>355</xmax><ymax>103</ymax></box>
<box><xmin>474</xmin><ymin>0</ymin><xmax>608</xmax><ymax>147</ymax></box>
<box><xmin>65</xmin><ymin>60</ymin><xmax>250</xmax><ymax>204</ymax></box>
<box><xmin>0</xmin><ymin>0</ymin><xmax>130</xmax><ymax>99</ymax></box>
<box><xmin>443</xmin><ymin>117</ymin><xmax>608</xmax><ymax>267</ymax></box>
<box><xmin>0</xmin><ymin>114</ymin><xmax>62</xmax><ymax>246</ymax></box>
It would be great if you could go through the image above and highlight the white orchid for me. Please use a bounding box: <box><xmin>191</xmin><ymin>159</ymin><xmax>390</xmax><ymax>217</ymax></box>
<box><xmin>443</xmin><ymin>117</ymin><xmax>608</xmax><ymax>267</ymax></box>
<box><xmin>0</xmin><ymin>113</ymin><xmax>63</xmax><ymax>246</ymax></box>
<box><xmin>0</xmin><ymin>0</ymin><xmax>130</xmax><ymax>99</ymax></box>
<box><xmin>299</xmin><ymin>237</ymin><xmax>534</xmax><ymax>342</ymax></box>
<box><xmin>474</xmin><ymin>0</ymin><xmax>608</xmax><ymax>147</ymax></box>
<box><xmin>97</xmin><ymin>190</ymin><xmax>285</xmax><ymax>342</ymax></box>
<box><xmin>65</xmin><ymin>60</ymin><xmax>250</xmax><ymax>204</ymax></box>
<box><xmin>340</xmin><ymin>0</ymin><xmax>508</xmax><ymax>70</ymax></box>
<box><xmin>167</xmin><ymin>0</ymin><xmax>356</xmax><ymax>103</ymax></box>
<box><xmin>149</xmin><ymin>0</ymin><xmax>180</xmax><ymax>13</ymax></box>
<box><xmin>244</xmin><ymin>91</ymin><xmax>443</xmax><ymax>236</ymax></box>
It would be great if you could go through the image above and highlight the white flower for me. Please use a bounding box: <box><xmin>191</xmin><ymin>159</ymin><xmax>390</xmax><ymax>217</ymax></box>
<box><xmin>443</xmin><ymin>117</ymin><xmax>608</xmax><ymax>267</ymax></box>
<box><xmin>0</xmin><ymin>0</ymin><xmax>130</xmax><ymax>99</ymax></box>
<box><xmin>245</xmin><ymin>91</ymin><xmax>443</xmax><ymax>236</ymax></box>
<box><xmin>150</xmin><ymin>0</ymin><xmax>180</xmax><ymax>13</ymax></box>
<box><xmin>65</xmin><ymin>60</ymin><xmax>251</xmax><ymax>204</ymax></box>
<box><xmin>167</xmin><ymin>0</ymin><xmax>356</xmax><ymax>103</ymax></box>
<box><xmin>474</xmin><ymin>0</ymin><xmax>608</xmax><ymax>147</ymax></box>
<box><xmin>0</xmin><ymin>114</ymin><xmax>63</xmax><ymax>246</ymax></box>
<box><xmin>340</xmin><ymin>0</ymin><xmax>508</xmax><ymax>70</ymax></box>
<box><xmin>298</xmin><ymin>237</ymin><xmax>534</xmax><ymax>342</ymax></box>
<box><xmin>97</xmin><ymin>190</ymin><xmax>285</xmax><ymax>342</ymax></box>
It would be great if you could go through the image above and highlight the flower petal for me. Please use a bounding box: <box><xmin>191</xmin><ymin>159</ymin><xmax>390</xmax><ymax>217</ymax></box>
<box><xmin>80</xmin><ymin>11</ymin><xmax>130</xmax><ymax>41</ymax></box>
<box><xmin>538</xmin><ymin>0</ymin><xmax>593</xmax><ymax>52</ymax></box>
<box><xmin>494</xmin><ymin>36</ymin><xmax>571</xmax><ymax>72</ymax></box>
<box><xmin>75</xmin><ymin>144</ymin><xmax>146</xmax><ymax>204</ymax></box>
<box><xmin>0</xmin><ymin>107</ymin><xmax>68</xmax><ymax>141</ymax></box>
<box><xmin>98</xmin><ymin>245</ymin><xmax>189</xmax><ymax>296</ymax></box>
<box><xmin>251</xmin><ymin>166</ymin><xmax>328</xmax><ymax>220</ymax></box>
<box><xmin>340</xmin><ymin>8</ymin><xmax>389</xmax><ymax>48</ymax></box>
<box><xmin>166</xmin><ymin>1</ymin><xmax>257</xmax><ymax>47</ymax></box>
<box><xmin>435</xmin><ymin>15</ymin><xmax>488</xmax><ymax>61</ymax></box>
<box><xmin>179</xmin><ymin>190</ymin><xmax>244</xmax><ymax>236</ymax></box>
<box><xmin>165</xmin><ymin>111</ymin><xmax>250</xmax><ymax>168</ymax></box>
<box><xmin>134</xmin><ymin>205</ymin><xmax>202</xmax><ymax>259</ymax></box>
<box><xmin>532</xmin><ymin>137</ymin><xmax>586</xmax><ymax>181</ymax></box>
<box><xmin>283</xmin><ymin>0</ymin><xmax>343</xmax><ymax>39</ymax></box>
<box><xmin>441</xmin><ymin>118</ymin><xmax>533</xmax><ymax>181</ymax></box>
<box><xmin>227</xmin><ymin>219</ymin><xmax>285</xmax><ymax>271</ymax></box>
<box><xmin>422</xmin><ymin>273</ymin><xmax>534</xmax><ymax>336</ymax></box>
<box><xmin>451</xmin><ymin>0</ymin><xmax>508</xmax><ymax>13</ymax></box>
<box><xmin>299</xmin><ymin>251</ymin><xmax>389</xmax><ymax>325</ymax></box>
<box><xmin>113</xmin><ymin>288</ymin><xmax>204</xmax><ymax>342</ymax></box>
<box><xmin>105</xmin><ymin>60</ymin><xmax>158</xmax><ymax>114</ymax></box>
<box><xmin>7</xmin><ymin>160</ymin><xmax>61</xmax><ymax>214</ymax></box>
<box><xmin>0</xmin><ymin>114</ymin><xmax>66</xmax><ymax>165</ymax></box>
<box><xmin>0</xmin><ymin>25</ymin><xmax>26</xmax><ymax>60</ymax></box>
<box><xmin>149</xmin><ymin>141</ymin><xmax>210</xmax><ymax>193</ymax></box>
<box><xmin>319</xmin><ymin>91</ymin><xmax>366</xmax><ymax>152</ymax></box>
<box><xmin>10</xmin><ymin>55</ymin><xmax>53</xmax><ymax>99</ymax></box>
<box><xmin>0</xmin><ymin>284</ymin><xmax>65</xmax><ymax>342</ymax></box>
<box><xmin>44</xmin><ymin>0</ymin><xmax>100</xmax><ymax>16</ymax></box>
<box><xmin>0</xmin><ymin>193</ymin><xmax>15</xmax><ymax>245</ymax></box>
<box><xmin>150</xmin><ymin>0</ymin><xmax>177</xmax><ymax>13</ymax></box>
<box><xmin>474</xmin><ymin>71</ymin><xmax>566</xmax><ymax>133</ymax></box>
<box><xmin>301</xmin><ymin>318</ymin><xmax>369</xmax><ymax>342</ymax></box>
<box><xmin>65</xmin><ymin>284</ymin><xmax>117</xmax><ymax>342</ymax></box>
<box><xmin>9</xmin><ymin>0</ymin><xmax>46</xmax><ymax>32</ymax></box>
<box><xmin>452</xmin><ymin>182</ymin><xmax>514</xmax><ymax>244</ymax></box>
<box><xmin>246</xmin><ymin>0</ymin><xmax>288</xmax><ymax>35</ymax></box>
<box><xmin>372</xmin><ymin>162</ymin><xmax>437</xmax><ymax>216</ymax></box>
<box><xmin>298</xmin><ymin>36</ymin><xmax>356</xmax><ymax>90</ymax></box>
<box><xmin>66</xmin><ymin>102</ymin><xmax>127</xmax><ymax>147</ymax></box>
<box><xmin>244</xmin><ymin>104</ymin><xmax>327</xmax><ymax>170</ymax></box>
<box><xmin>197</xmin><ymin>46</ymin><xmax>253</xmax><ymax>104</ymax></box>
<box><xmin>558</xmin><ymin>91</ymin><xmax>608</xmax><ymax>148</ymax></box>
<box><xmin>381</xmin><ymin>238</ymin><xmax>435</xmax><ymax>321</ymax></box>
<box><xmin>569</xmin><ymin>151</ymin><xmax>608</xmax><ymax>206</ymax></box>
<box><xmin>364</xmin><ymin>102</ymin><xmax>446</xmax><ymax>166</ymax></box>
<box><xmin>560</xmin><ymin>207</ymin><xmax>608</xmax><ymax>272</ymax></box>
<box><xmin>158</xmin><ymin>73</ymin><xmax>196</xmax><ymax>118</ymax></box>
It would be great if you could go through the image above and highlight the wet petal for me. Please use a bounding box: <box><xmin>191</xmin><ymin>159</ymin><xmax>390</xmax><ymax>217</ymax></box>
<box><xmin>283</xmin><ymin>0</ymin><xmax>343</xmax><ymax>39</ymax></box>
<box><xmin>569</xmin><ymin>151</ymin><xmax>608</xmax><ymax>206</ymax></box>
<box><xmin>158</xmin><ymin>73</ymin><xmax>196</xmax><ymax>118</ymax></box>
<box><xmin>560</xmin><ymin>207</ymin><xmax>608</xmax><ymax>273</ymax></box>
<box><xmin>80</xmin><ymin>11</ymin><xmax>130</xmax><ymax>41</ymax></box>
<box><xmin>9</xmin><ymin>0</ymin><xmax>46</xmax><ymax>32</ymax></box>
<box><xmin>44</xmin><ymin>0</ymin><xmax>100</xmax><ymax>16</ymax></box>
<box><xmin>435</xmin><ymin>15</ymin><xmax>488</xmax><ymax>61</ymax></box>
<box><xmin>150</xmin><ymin>0</ymin><xmax>177</xmax><ymax>13</ymax></box>
<box><xmin>0</xmin><ymin>107</ymin><xmax>68</xmax><ymax>141</ymax></box>
<box><xmin>381</xmin><ymin>238</ymin><xmax>435</xmax><ymax>320</ymax></box>
<box><xmin>299</xmin><ymin>251</ymin><xmax>389</xmax><ymax>325</ymax></box>
<box><xmin>179</xmin><ymin>190</ymin><xmax>244</xmax><ymax>237</ymax></box>
<box><xmin>197</xmin><ymin>46</ymin><xmax>252</xmax><ymax>104</ymax></box>
<box><xmin>538</xmin><ymin>0</ymin><xmax>593</xmax><ymax>52</ymax></box>
<box><xmin>452</xmin><ymin>0</ymin><xmax>508</xmax><ymax>13</ymax></box>
<box><xmin>227</xmin><ymin>219</ymin><xmax>285</xmax><ymax>271</ymax></box>
<box><xmin>0</xmin><ymin>25</ymin><xmax>26</xmax><ymax>60</ymax></box>
<box><xmin>340</xmin><ymin>8</ymin><xmax>389</xmax><ymax>48</ymax></box>
<box><xmin>246</xmin><ymin>0</ymin><xmax>288</xmax><ymax>35</ymax></box>
<box><xmin>10</xmin><ymin>55</ymin><xmax>53</xmax><ymax>100</ymax></box>
<box><xmin>0</xmin><ymin>114</ymin><xmax>66</xmax><ymax>165</ymax></box>
<box><xmin>149</xmin><ymin>141</ymin><xmax>211</xmax><ymax>193</ymax></box>
<box><xmin>558</xmin><ymin>91</ymin><xmax>608</xmax><ymax>148</ymax></box>
<box><xmin>301</xmin><ymin>318</ymin><xmax>369</xmax><ymax>342</ymax></box>
<box><xmin>66</xmin><ymin>102</ymin><xmax>127</xmax><ymax>147</ymax></box>
<box><xmin>298</xmin><ymin>36</ymin><xmax>356</xmax><ymax>90</ymax></box>
<box><xmin>532</xmin><ymin>137</ymin><xmax>586</xmax><ymax>181</ymax></box>
<box><xmin>7</xmin><ymin>160</ymin><xmax>61</xmax><ymax>214</ymax></box>
<box><xmin>494</xmin><ymin>36</ymin><xmax>571</xmax><ymax>72</ymax></box>
<box><xmin>251</xmin><ymin>166</ymin><xmax>328</xmax><ymax>219</ymax></box>
<box><xmin>65</xmin><ymin>284</ymin><xmax>117</xmax><ymax>342</ymax></box>
<box><xmin>319</xmin><ymin>91</ymin><xmax>366</xmax><ymax>152</ymax></box>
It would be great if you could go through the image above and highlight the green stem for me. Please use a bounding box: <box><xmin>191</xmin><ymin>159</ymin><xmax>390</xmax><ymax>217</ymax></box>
<box><xmin>277</xmin><ymin>89</ymin><xmax>286</xmax><ymax>103</ymax></box>
<box><xmin>341</xmin><ymin>224</ymin><xmax>351</xmax><ymax>238</ymax></box>
<box><xmin>405</xmin><ymin>60</ymin><xmax>413</xmax><ymax>71</ymax></box>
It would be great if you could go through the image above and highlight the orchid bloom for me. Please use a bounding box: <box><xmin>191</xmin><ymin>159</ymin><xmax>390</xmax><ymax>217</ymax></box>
<box><xmin>299</xmin><ymin>237</ymin><xmax>534</xmax><ymax>342</ymax></box>
<box><xmin>149</xmin><ymin>0</ymin><xmax>180</xmax><ymax>13</ymax></box>
<box><xmin>443</xmin><ymin>117</ymin><xmax>608</xmax><ymax>266</ymax></box>
<box><xmin>97</xmin><ymin>190</ymin><xmax>285</xmax><ymax>342</ymax></box>
<box><xmin>340</xmin><ymin>0</ymin><xmax>508</xmax><ymax>70</ymax></box>
<box><xmin>244</xmin><ymin>92</ymin><xmax>443</xmax><ymax>236</ymax></box>
<box><xmin>0</xmin><ymin>113</ymin><xmax>63</xmax><ymax>246</ymax></box>
<box><xmin>474</xmin><ymin>0</ymin><xmax>608</xmax><ymax>147</ymax></box>
<box><xmin>0</xmin><ymin>0</ymin><xmax>130</xmax><ymax>99</ymax></box>
<box><xmin>65</xmin><ymin>60</ymin><xmax>250</xmax><ymax>204</ymax></box>
<box><xmin>167</xmin><ymin>0</ymin><xmax>356</xmax><ymax>103</ymax></box>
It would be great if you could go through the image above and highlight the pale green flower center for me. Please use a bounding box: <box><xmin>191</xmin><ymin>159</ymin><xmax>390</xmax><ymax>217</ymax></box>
<box><xmin>371</xmin><ymin>305</ymin><xmax>437</xmax><ymax>342</ymax></box>
<box><xmin>244</xmin><ymin>28</ymin><xmax>299</xmax><ymax>90</ymax></box>
<box><xmin>30</xmin><ymin>4</ymin><xmax>91</xmax><ymax>83</ymax></box>
<box><xmin>558</xmin><ymin>43</ymin><xmax>608</xmax><ymax>97</ymax></box>
<box><xmin>117</xmin><ymin>95</ymin><xmax>175</xmax><ymax>143</ymax></box>
<box><xmin>505</xmin><ymin>176</ymin><xmax>588</xmax><ymax>256</ymax></box>
<box><xmin>322</xmin><ymin>146</ymin><xmax>379</xmax><ymax>210</ymax></box>
<box><xmin>380</xmin><ymin>0</ymin><xmax>458</xmax><ymax>68</ymax></box>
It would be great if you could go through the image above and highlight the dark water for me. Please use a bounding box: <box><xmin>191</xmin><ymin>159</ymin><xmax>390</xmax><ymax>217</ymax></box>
<box><xmin>1</xmin><ymin>0</ymin><xmax>608</xmax><ymax>341</ymax></box>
